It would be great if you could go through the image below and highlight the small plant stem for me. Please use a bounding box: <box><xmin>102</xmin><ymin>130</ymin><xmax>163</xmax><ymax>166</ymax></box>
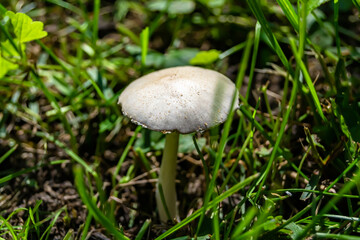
<box><xmin>156</xmin><ymin>132</ymin><xmax>179</xmax><ymax>222</ymax></box>
<box><xmin>92</xmin><ymin>0</ymin><xmax>100</xmax><ymax>45</ymax></box>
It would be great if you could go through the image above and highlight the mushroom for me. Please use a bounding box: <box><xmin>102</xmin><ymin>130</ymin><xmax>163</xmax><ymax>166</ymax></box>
<box><xmin>118</xmin><ymin>66</ymin><xmax>239</xmax><ymax>222</ymax></box>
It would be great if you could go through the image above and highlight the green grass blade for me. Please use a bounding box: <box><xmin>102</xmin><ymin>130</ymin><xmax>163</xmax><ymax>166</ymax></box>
<box><xmin>235</xmin><ymin>220</ymin><xmax>278</xmax><ymax>239</ymax></box>
<box><xmin>23</xmin><ymin>216</ymin><xmax>31</xmax><ymax>239</ymax></box>
<box><xmin>289</xmin><ymin>38</ymin><xmax>327</xmax><ymax>122</ymax></box>
<box><xmin>36</xmin><ymin>131</ymin><xmax>96</xmax><ymax>176</ymax></box>
<box><xmin>269</xmin><ymin>154</ymin><xmax>360</xmax><ymax>236</ymax></box>
<box><xmin>135</xmin><ymin>147</ymin><xmax>157</xmax><ymax>179</ymax></box>
<box><xmin>0</xmin><ymin>216</ymin><xmax>18</xmax><ymax>240</ymax></box>
<box><xmin>36</xmin><ymin>40</ymin><xmax>76</xmax><ymax>80</ymax></box>
<box><xmin>219</xmin><ymin>42</ymin><xmax>246</xmax><ymax>59</ymax></box>
<box><xmin>92</xmin><ymin>0</ymin><xmax>100</xmax><ymax>44</ymax></box>
<box><xmin>84</xmin><ymin>69</ymin><xmax>107</xmax><ymax>101</ymax></box>
<box><xmin>323</xmin><ymin>214</ymin><xmax>360</xmax><ymax>221</ymax></box>
<box><xmin>235</xmin><ymin>32</ymin><xmax>253</xmax><ymax>90</ymax></box>
<box><xmin>140</xmin><ymin>27</ymin><xmax>149</xmax><ymax>67</ymax></box>
<box><xmin>239</xmin><ymin>106</ymin><xmax>279</xmax><ymax>152</ymax></box>
<box><xmin>0</xmin><ymin>144</ymin><xmax>18</xmax><ymax>165</ymax></box>
<box><xmin>63</xmin><ymin>229</ymin><xmax>74</xmax><ymax>240</ymax></box>
<box><xmin>0</xmin><ymin>160</ymin><xmax>66</xmax><ymax>184</ymax></box>
<box><xmin>28</xmin><ymin>206</ymin><xmax>40</xmax><ymax>238</ymax></box>
<box><xmin>276</xmin><ymin>0</ymin><xmax>299</xmax><ymax>31</ymax></box>
<box><xmin>251</xmin><ymin>53</ymin><xmax>299</xmax><ymax>202</ymax></box>
<box><xmin>231</xmin><ymin>207</ymin><xmax>257</xmax><ymax>238</ymax></box>
<box><xmin>315</xmin><ymin>233</ymin><xmax>360</xmax><ymax>239</ymax></box>
<box><xmin>298</xmin><ymin>0</ymin><xmax>307</xmax><ymax>57</ymax></box>
<box><xmin>81</xmin><ymin>213</ymin><xmax>93</xmax><ymax>240</ymax></box>
<box><xmin>246</xmin><ymin>0</ymin><xmax>292</xmax><ymax>72</ymax></box>
<box><xmin>157</xmin><ymin>183</ymin><xmax>173</xmax><ymax>223</ymax></box>
<box><xmin>116</xmin><ymin>24</ymin><xmax>140</xmax><ymax>45</ymax></box>
<box><xmin>354</xmin><ymin>0</ymin><xmax>360</xmax><ymax>10</ymax></box>
<box><xmin>272</xmin><ymin>188</ymin><xmax>360</xmax><ymax>199</ymax></box>
<box><xmin>74</xmin><ymin>165</ymin><xmax>130</xmax><ymax>240</ymax></box>
<box><xmin>112</xmin><ymin>125</ymin><xmax>142</xmax><ymax>186</ymax></box>
<box><xmin>219</xmin><ymin>134</ymin><xmax>251</xmax><ymax>192</ymax></box>
<box><xmin>334</xmin><ymin>0</ymin><xmax>341</xmax><ymax>57</ymax></box>
<box><xmin>212</xmin><ymin>208</ymin><xmax>220</xmax><ymax>240</ymax></box>
<box><xmin>30</xmin><ymin>70</ymin><xmax>78</xmax><ymax>152</ymax></box>
<box><xmin>40</xmin><ymin>207</ymin><xmax>64</xmax><ymax>240</ymax></box>
<box><xmin>223</xmin><ymin>206</ymin><xmax>238</xmax><ymax>239</ymax></box>
<box><xmin>196</xmin><ymin>37</ymin><xmax>251</xmax><ymax>235</ymax></box>
<box><xmin>134</xmin><ymin>219</ymin><xmax>151</xmax><ymax>240</ymax></box>
<box><xmin>295</xmin><ymin>165</ymin><xmax>360</xmax><ymax>239</ymax></box>
<box><xmin>193</xmin><ymin>135</ymin><xmax>210</xmax><ymax>184</ymax></box>
<box><xmin>0</xmin><ymin>3</ymin><xmax>6</xmax><ymax>15</ymax></box>
<box><xmin>46</xmin><ymin>0</ymin><xmax>82</xmax><ymax>15</ymax></box>
<box><xmin>155</xmin><ymin>173</ymin><xmax>259</xmax><ymax>240</ymax></box>
<box><xmin>245</xmin><ymin>21</ymin><xmax>261</xmax><ymax>102</ymax></box>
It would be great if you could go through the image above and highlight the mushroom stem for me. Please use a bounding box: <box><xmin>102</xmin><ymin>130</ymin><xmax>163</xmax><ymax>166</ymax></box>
<box><xmin>156</xmin><ymin>131</ymin><xmax>179</xmax><ymax>222</ymax></box>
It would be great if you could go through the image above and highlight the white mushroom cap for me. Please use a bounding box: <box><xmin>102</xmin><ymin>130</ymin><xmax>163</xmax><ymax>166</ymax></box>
<box><xmin>118</xmin><ymin>66</ymin><xmax>239</xmax><ymax>134</ymax></box>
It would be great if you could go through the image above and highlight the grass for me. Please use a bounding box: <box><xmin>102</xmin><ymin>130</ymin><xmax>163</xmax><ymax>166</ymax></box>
<box><xmin>1</xmin><ymin>0</ymin><xmax>360</xmax><ymax>239</ymax></box>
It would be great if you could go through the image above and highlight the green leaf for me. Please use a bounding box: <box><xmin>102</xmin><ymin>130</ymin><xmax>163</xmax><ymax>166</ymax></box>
<box><xmin>164</xmin><ymin>48</ymin><xmax>199</xmax><ymax>68</ymax></box>
<box><xmin>99</xmin><ymin>119</ymin><xmax>115</xmax><ymax>133</ymax></box>
<box><xmin>307</xmin><ymin>0</ymin><xmax>331</xmax><ymax>15</ymax></box>
<box><xmin>178</xmin><ymin>135</ymin><xmax>206</xmax><ymax>153</ymax></box>
<box><xmin>353</xmin><ymin>0</ymin><xmax>360</xmax><ymax>11</ymax></box>
<box><xmin>300</xmin><ymin>174</ymin><xmax>320</xmax><ymax>201</ymax></box>
<box><xmin>115</xmin><ymin>1</ymin><xmax>130</xmax><ymax>21</ymax></box>
<box><xmin>0</xmin><ymin>4</ymin><xmax>6</xmax><ymax>16</ymax></box>
<box><xmin>168</xmin><ymin>0</ymin><xmax>195</xmax><ymax>14</ymax></box>
<box><xmin>145</xmin><ymin>52</ymin><xmax>165</xmax><ymax>68</ymax></box>
<box><xmin>0</xmin><ymin>40</ymin><xmax>20</xmax><ymax>78</ymax></box>
<box><xmin>262</xmin><ymin>217</ymin><xmax>279</xmax><ymax>231</ymax></box>
<box><xmin>5</xmin><ymin>11</ymin><xmax>47</xmax><ymax>43</ymax></box>
<box><xmin>284</xmin><ymin>222</ymin><xmax>303</xmax><ymax>240</ymax></box>
<box><xmin>333</xmin><ymin>97</ymin><xmax>360</xmax><ymax>143</ymax></box>
<box><xmin>147</xmin><ymin>0</ymin><xmax>195</xmax><ymax>15</ymax></box>
<box><xmin>198</xmin><ymin>0</ymin><xmax>226</xmax><ymax>8</ymax></box>
<box><xmin>190</xmin><ymin>49</ymin><xmax>221</xmax><ymax>65</ymax></box>
<box><xmin>135</xmin><ymin>132</ymin><xmax>206</xmax><ymax>154</ymax></box>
